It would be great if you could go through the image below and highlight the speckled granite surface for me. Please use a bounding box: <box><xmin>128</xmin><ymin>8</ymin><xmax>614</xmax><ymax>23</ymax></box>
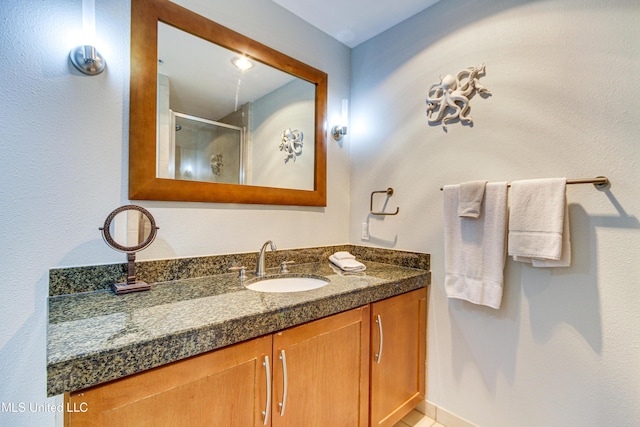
<box><xmin>47</xmin><ymin>246</ymin><xmax>430</xmax><ymax>396</ymax></box>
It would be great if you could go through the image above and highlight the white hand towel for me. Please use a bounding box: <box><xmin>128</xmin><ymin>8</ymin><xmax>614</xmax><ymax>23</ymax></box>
<box><xmin>329</xmin><ymin>255</ymin><xmax>366</xmax><ymax>272</ymax></box>
<box><xmin>443</xmin><ymin>182</ymin><xmax>508</xmax><ymax>309</ymax></box>
<box><xmin>458</xmin><ymin>180</ymin><xmax>487</xmax><ymax>218</ymax></box>
<box><xmin>531</xmin><ymin>204</ymin><xmax>571</xmax><ymax>267</ymax></box>
<box><xmin>508</xmin><ymin>178</ymin><xmax>567</xmax><ymax>263</ymax></box>
<box><xmin>332</xmin><ymin>251</ymin><xmax>356</xmax><ymax>260</ymax></box>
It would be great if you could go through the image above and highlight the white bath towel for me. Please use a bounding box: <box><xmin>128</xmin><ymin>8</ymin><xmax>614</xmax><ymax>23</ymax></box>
<box><xmin>508</xmin><ymin>178</ymin><xmax>568</xmax><ymax>264</ymax></box>
<box><xmin>458</xmin><ymin>180</ymin><xmax>487</xmax><ymax>218</ymax></box>
<box><xmin>443</xmin><ymin>182</ymin><xmax>509</xmax><ymax>309</ymax></box>
<box><xmin>329</xmin><ymin>254</ymin><xmax>366</xmax><ymax>271</ymax></box>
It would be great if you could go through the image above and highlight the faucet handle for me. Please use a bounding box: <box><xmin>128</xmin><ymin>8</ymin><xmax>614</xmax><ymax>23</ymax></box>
<box><xmin>229</xmin><ymin>266</ymin><xmax>247</xmax><ymax>279</ymax></box>
<box><xmin>280</xmin><ymin>261</ymin><xmax>295</xmax><ymax>274</ymax></box>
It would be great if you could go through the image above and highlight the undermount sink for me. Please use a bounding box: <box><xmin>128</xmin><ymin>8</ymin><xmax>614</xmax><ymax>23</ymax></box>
<box><xmin>245</xmin><ymin>276</ymin><xmax>329</xmax><ymax>293</ymax></box>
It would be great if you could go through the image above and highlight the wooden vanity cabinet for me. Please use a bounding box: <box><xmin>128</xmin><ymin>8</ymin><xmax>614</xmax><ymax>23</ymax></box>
<box><xmin>65</xmin><ymin>306</ymin><xmax>370</xmax><ymax>427</ymax></box>
<box><xmin>65</xmin><ymin>290</ymin><xmax>425</xmax><ymax>427</ymax></box>
<box><xmin>271</xmin><ymin>305</ymin><xmax>370</xmax><ymax>427</ymax></box>
<box><xmin>369</xmin><ymin>288</ymin><xmax>427</xmax><ymax>427</ymax></box>
<box><xmin>65</xmin><ymin>334</ymin><xmax>272</xmax><ymax>427</ymax></box>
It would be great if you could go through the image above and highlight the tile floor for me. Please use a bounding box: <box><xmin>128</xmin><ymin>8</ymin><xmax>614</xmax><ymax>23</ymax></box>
<box><xmin>393</xmin><ymin>409</ymin><xmax>446</xmax><ymax>427</ymax></box>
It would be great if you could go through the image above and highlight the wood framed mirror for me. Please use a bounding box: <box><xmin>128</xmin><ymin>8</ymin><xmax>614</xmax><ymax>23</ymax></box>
<box><xmin>129</xmin><ymin>0</ymin><xmax>327</xmax><ymax>206</ymax></box>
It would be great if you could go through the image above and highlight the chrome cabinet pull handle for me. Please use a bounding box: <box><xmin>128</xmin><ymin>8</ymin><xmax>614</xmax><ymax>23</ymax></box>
<box><xmin>262</xmin><ymin>356</ymin><xmax>271</xmax><ymax>425</ymax></box>
<box><xmin>278</xmin><ymin>349</ymin><xmax>288</xmax><ymax>416</ymax></box>
<box><xmin>375</xmin><ymin>314</ymin><xmax>384</xmax><ymax>364</ymax></box>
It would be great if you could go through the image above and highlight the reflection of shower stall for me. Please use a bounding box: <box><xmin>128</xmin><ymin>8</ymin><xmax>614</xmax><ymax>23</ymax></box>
<box><xmin>170</xmin><ymin>111</ymin><xmax>244</xmax><ymax>184</ymax></box>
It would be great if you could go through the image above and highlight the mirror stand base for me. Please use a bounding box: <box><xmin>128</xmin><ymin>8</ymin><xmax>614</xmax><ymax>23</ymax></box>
<box><xmin>111</xmin><ymin>281</ymin><xmax>151</xmax><ymax>295</ymax></box>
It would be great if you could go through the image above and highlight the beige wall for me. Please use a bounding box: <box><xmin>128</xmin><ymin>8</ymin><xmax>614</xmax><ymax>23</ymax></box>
<box><xmin>350</xmin><ymin>0</ymin><xmax>640</xmax><ymax>426</ymax></box>
<box><xmin>2</xmin><ymin>0</ymin><xmax>638</xmax><ymax>426</ymax></box>
<box><xmin>0</xmin><ymin>0</ymin><xmax>350</xmax><ymax>425</ymax></box>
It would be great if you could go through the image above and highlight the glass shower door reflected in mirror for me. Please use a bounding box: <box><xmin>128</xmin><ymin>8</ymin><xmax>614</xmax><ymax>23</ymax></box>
<box><xmin>159</xmin><ymin>111</ymin><xmax>244</xmax><ymax>184</ymax></box>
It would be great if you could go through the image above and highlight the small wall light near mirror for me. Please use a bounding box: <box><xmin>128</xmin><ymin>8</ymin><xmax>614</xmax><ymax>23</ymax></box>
<box><xmin>332</xmin><ymin>99</ymin><xmax>349</xmax><ymax>141</ymax></box>
<box><xmin>69</xmin><ymin>0</ymin><xmax>105</xmax><ymax>75</ymax></box>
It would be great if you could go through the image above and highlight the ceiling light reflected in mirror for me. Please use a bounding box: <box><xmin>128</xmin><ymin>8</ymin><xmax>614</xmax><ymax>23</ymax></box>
<box><xmin>232</xmin><ymin>57</ymin><xmax>253</xmax><ymax>70</ymax></box>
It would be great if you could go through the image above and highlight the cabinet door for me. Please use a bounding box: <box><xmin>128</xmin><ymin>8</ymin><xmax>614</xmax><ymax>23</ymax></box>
<box><xmin>271</xmin><ymin>306</ymin><xmax>370</xmax><ymax>427</ymax></box>
<box><xmin>66</xmin><ymin>335</ymin><xmax>272</xmax><ymax>427</ymax></box>
<box><xmin>370</xmin><ymin>288</ymin><xmax>427</xmax><ymax>427</ymax></box>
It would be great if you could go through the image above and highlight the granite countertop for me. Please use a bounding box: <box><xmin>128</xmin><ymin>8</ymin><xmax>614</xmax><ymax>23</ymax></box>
<box><xmin>47</xmin><ymin>248</ymin><xmax>430</xmax><ymax>397</ymax></box>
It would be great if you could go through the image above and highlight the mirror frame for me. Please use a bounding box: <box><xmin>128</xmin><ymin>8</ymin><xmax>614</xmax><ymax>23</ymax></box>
<box><xmin>130</xmin><ymin>0</ymin><xmax>328</xmax><ymax>206</ymax></box>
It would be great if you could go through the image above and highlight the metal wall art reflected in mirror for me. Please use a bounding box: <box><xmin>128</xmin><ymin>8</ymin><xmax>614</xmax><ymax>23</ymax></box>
<box><xmin>100</xmin><ymin>205</ymin><xmax>159</xmax><ymax>295</ymax></box>
<box><xmin>130</xmin><ymin>0</ymin><xmax>327</xmax><ymax>206</ymax></box>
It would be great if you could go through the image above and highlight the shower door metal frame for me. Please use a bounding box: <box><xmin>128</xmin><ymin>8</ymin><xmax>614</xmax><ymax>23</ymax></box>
<box><xmin>170</xmin><ymin>110</ymin><xmax>245</xmax><ymax>184</ymax></box>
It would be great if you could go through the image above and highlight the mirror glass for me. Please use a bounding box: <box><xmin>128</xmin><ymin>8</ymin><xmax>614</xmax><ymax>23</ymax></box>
<box><xmin>129</xmin><ymin>0</ymin><xmax>327</xmax><ymax>206</ymax></box>
<box><xmin>109</xmin><ymin>210</ymin><xmax>152</xmax><ymax>248</ymax></box>
<box><xmin>100</xmin><ymin>205</ymin><xmax>158</xmax><ymax>253</ymax></box>
<box><xmin>156</xmin><ymin>22</ymin><xmax>316</xmax><ymax>190</ymax></box>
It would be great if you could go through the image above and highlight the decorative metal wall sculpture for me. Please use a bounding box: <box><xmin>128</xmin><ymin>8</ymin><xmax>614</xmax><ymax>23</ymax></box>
<box><xmin>210</xmin><ymin>153</ymin><xmax>223</xmax><ymax>176</ymax></box>
<box><xmin>426</xmin><ymin>64</ymin><xmax>490</xmax><ymax>130</ymax></box>
<box><xmin>279</xmin><ymin>128</ymin><xmax>304</xmax><ymax>163</ymax></box>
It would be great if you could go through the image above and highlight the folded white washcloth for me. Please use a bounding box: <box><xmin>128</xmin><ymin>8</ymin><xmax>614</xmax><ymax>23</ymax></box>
<box><xmin>329</xmin><ymin>254</ymin><xmax>366</xmax><ymax>272</ymax></box>
<box><xmin>458</xmin><ymin>180</ymin><xmax>487</xmax><ymax>218</ymax></box>
<box><xmin>332</xmin><ymin>251</ymin><xmax>356</xmax><ymax>260</ymax></box>
<box><xmin>443</xmin><ymin>182</ymin><xmax>509</xmax><ymax>309</ymax></box>
<box><xmin>508</xmin><ymin>178</ymin><xmax>568</xmax><ymax>264</ymax></box>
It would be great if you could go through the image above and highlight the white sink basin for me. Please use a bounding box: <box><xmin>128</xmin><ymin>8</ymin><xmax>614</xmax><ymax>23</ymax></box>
<box><xmin>245</xmin><ymin>276</ymin><xmax>329</xmax><ymax>293</ymax></box>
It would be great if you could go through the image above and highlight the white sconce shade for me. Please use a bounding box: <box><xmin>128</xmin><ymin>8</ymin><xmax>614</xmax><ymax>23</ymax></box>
<box><xmin>69</xmin><ymin>0</ymin><xmax>105</xmax><ymax>75</ymax></box>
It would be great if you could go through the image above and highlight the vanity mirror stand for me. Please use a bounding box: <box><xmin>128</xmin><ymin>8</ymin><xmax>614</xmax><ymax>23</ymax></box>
<box><xmin>99</xmin><ymin>205</ymin><xmax>159</xmax><ymax>295</ymax></box>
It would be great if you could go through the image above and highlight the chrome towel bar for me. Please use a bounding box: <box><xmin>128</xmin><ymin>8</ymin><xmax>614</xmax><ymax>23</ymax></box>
<box><xmin>440</xmin><ymin>176</ymin><xmax>609</xmax><ymax>191</ymax></box>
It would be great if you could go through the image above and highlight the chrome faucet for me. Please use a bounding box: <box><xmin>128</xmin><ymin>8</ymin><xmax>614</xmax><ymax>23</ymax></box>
<box><xmin>256</xmin><ymin>240</ymin><xmax>277</xmax><ymax>277</ymax></box>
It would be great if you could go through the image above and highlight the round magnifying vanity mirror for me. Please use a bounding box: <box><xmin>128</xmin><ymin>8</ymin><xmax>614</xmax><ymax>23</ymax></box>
<box><xmin>100</xmin><ymin>205</ymin><xmax>159</xmax><ymax>294</ymax></box>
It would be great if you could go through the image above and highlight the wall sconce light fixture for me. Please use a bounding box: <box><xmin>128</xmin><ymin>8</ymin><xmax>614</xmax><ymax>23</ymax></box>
<box><xmin>69</xmin><ymin>45</ymin><xmax>106</xmax><ymax>75</ymax></box>
<box><xmin>332</xmin><ymin>99</ymin><xmax>349</xmax><ymax>141</ymax></box>
<box><xmin>69</xmin><ymin>0</ymin><xmax>105</xmax><ymax>75</ymax></box>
